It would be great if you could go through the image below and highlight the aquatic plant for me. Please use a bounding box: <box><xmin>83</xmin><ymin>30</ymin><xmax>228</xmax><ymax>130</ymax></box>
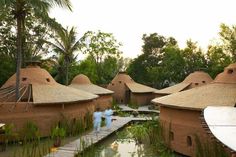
<box><xmin>21</xmin><ymin>121</ymin><xmax>40</xmax><ymax>143</ymax></box>
<box><xmin>128</xmin><ymin>100</ymin><xmax>138</xmax><ymax>109</ymax></box>
<box><xmin>127</xmin><ymin>123</ymin><xmax>148</xmax><ymax>144</ymax></box>
<box><xmin>0</xmin><ymin>123</ymin><xmax>15</xmax><ymax>151</ymax></box>
<box><xmin>195</xmin><ymin>134</ymin><xmax>229</xmax><ymax>157</ymax></box>
<box><xmin>50</xmin><ymin>126</ymin><xmax>66</xmax><ymax>147</ymax></box>
<box><xmin>145</xmin><ymin>118</ymin><xmax>174</xmax><ymax>156</ymax></box>
<box><xmin>111</xmin><ymin>100</ymin><xmax>121</xmax><ymax>110</ymax></box>
<box><xmin>13</xmin><ymin>140</ymin><xmax>52</xmax><ymax>157</ymax></box>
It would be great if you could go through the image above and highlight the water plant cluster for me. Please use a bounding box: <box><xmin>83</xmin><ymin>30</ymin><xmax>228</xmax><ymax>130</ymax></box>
<box><xmin>116</xmin><ymin>118</ymin><xmax>175</xmax><ymax>157</ymax></box>
<box><xmin>0</xmin><ymin>111</ymin><xmax>94</xmax><ymax>157</ymax></box>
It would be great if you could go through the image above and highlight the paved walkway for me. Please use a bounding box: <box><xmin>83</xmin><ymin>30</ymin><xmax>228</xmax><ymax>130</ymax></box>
<box><xmin>45</xmin><ymin>116</ymin><xmax>151</xmax><ymax>157</ymax></box>
<box><xmin>119</xmin><ymin>104</ymin><xmax>160</xmax><ymax>114</ymax></box>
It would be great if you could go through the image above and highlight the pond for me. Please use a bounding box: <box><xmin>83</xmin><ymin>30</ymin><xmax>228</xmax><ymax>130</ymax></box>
<box><xmin>78</xmin><ymin>123</ymin><xmax>186</xmax><ymax>157</ymax></box>
<box><xmin>82</xmin><ymin>133</ymin><xmax>158</xmax><ymax>157</ymax></box>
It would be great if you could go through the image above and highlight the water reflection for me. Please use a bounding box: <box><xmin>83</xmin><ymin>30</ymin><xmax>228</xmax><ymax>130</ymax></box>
<box><xmin>97</xmin><ymin>135</ymin><xmax>157</xmax><ymax>157</ymax></box>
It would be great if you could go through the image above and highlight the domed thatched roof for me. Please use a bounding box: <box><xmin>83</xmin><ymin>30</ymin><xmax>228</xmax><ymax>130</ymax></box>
<box><xmin>107</xmin><ymin>72</ymin><xmax>157</xmax><ymax>93</ymax></box>
<box><xmin>155</xmin><ymin>71</ymin><xmax>213</xmax><ymax>95</ymax></box>
<box><xmin>70</xmin><ymin>74</ymin><xmax>113</xmax><ymax>95</ymax></box>
<box><xmin>152</xmin><ymin>64</ymin><xmax>236</xmax><ymax>110</ymax></box>
<box><xmin>108</xmin><ymin>72</ymin><xmax>134</xmax><ymax>85</ymax></box>
<box><xmin>71</xmin><ymin>74</ymin><xmax>91</xmax><ymax>84</ymax></box>
<box><xmin>0</xmin><ymin>66</ymin><xmax>98</xmax><ymax>104</ymax></box>
<box><xmin>183</xmin><ymin>71</ymin><xmax>213</xmax><ymax>84</ymax></box>
<box><xmin>214</xmin><ymin>63</ymin><xmax>236</xmax><ymax>84</ymax></box>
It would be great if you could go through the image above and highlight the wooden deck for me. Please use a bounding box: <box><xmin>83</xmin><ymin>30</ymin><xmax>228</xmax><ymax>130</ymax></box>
<box><xmin>45</xmin><ymin>116</ymin><xmax>152</xmax><ymax>157</ymax></box>
<box><xmin>119</xmin><ymin>104</ymin><xmax>160</xmax><ymax>114</ymax></box>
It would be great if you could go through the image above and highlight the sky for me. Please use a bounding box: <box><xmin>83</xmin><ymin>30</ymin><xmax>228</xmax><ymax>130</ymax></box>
<box><xmin>50</xmin><ymin>0</ymin><xmax>236</xmax><ymax>59</ymax></box>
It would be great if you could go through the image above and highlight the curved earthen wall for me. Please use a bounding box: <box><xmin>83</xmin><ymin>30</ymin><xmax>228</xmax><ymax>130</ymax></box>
<box><xmin>95</xmin><ymin>95</ymin><xmax>113</xmax><ymax>111</ymax></box>
<box><xmin>160</xmin><ymin>106</ymin><xmax>208</xmax><ymax>157</ymax></box>
<box><xmin>130</xmin><ymin>93</ymin><xmax>155</xmax><ymax>106</ymax></box>
<box><xmin>0</xmin><ymin>101</ymin><xmax>96</xmax><ymax>137</ymax></box>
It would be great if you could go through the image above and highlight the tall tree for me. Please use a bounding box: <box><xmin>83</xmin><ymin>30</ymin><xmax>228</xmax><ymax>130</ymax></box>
<box><xmin>46</xmin><ymin>27</ymin><xmax>80</xmax><ymax>85</ymax></box>
<box><xmin>79</xmin><ymin>30</ymin><xmax>122</xmax><ymax>84</ymax></box>
<box><xmin>127</xmin><ymin>33</ymin><xmax>176</xmax><ymax>87</ymax></box>
<box><xmin>0</xmin><ymin>0</ymin><xmax>72</xmax><ymax>100</ymax></box>
<box><xmin>0</xmin><ymin>6</ymin><xmax>56</xmax><ymax>64</ymax></box>
<box><xmin>219</xmin><ymin>23</ymin><xmax>236</xmax><ymax>61</ymax></box>
<box><xmin>181</xmin><ymin>40</ymin><xmax>207</xmax><ymax>74</ymax></box>
<box><xmin>206</xmin><ymin>45</ymin><xmax>232</xmax><ymax>78</ymax></box>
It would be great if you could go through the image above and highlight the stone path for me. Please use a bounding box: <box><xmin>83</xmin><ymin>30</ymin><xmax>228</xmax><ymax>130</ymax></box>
<box><xmin>45</xmin><ymin>116</ymin><xmax>151</xmax><ymax>157</ymax></box>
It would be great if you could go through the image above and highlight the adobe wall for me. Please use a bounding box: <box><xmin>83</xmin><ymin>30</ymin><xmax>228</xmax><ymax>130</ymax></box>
<box><xmin>160</xmin><ymin>106</ymin><xmax>208</xmax><ymax>157</ymax></box>
<box><xmin>0</xmin><ymin>101</ymin><xmax>95</xmax><ymax>137</ymax></box>
<box><xmin>130</xmin><ymin>93</ymin><xmax>155</xmax><ymax>106</ymax></box>
<box><xmin>108</xmin><ymin>82</ymin><xmax>129</xmax><ymax>104</ymax></box>
<box><xmin>95</xmin><ymin>95</ymin><xmax>113</xmax><ymax>111</ymax></box>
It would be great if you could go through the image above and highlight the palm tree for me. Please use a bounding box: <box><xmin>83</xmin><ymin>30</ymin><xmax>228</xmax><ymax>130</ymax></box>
<box><xmin>0</xmin><ymin>0</ymin><xmax>72</xmax><ymax>101</ymax></box>
<box><xmin>46</xmin><ymin>27</ymin><xmax>80</xmax><ymax>85</ymax></box>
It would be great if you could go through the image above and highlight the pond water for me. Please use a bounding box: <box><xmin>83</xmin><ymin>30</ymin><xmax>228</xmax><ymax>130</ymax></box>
<box><xmin>90</xmin><ymin>134</ymin><xmax>158</xmax><ymax>157</ymax></box>
<box><xmin>79</xmin><ymin>126</ymin><xmax>186</xmax><ymax>157</ymax></box>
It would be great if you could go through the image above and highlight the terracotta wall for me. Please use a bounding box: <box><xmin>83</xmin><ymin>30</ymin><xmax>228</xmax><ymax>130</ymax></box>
<box><xmin>0</xmin><ymin>101</ymin><xmax>95</xmax><ymax>137</ymax></box>
<box><xmin>108</xmin><ymin>81</ymin><xmax>129</xmax><ymax>104</ymax></box>
<box><xmin>95</xmin><ymin>95</ymin><xmax>113</xmax><ymax>111</ymax></box>
<box><xmin>130</xmin><ymin>93</ymin><xmax>155</xmax><ymax>106</ymax></box>
<box><xmin>160</xmin><ymin>106</ymin><xmax>208</xmax><ymax>157</ymax></box>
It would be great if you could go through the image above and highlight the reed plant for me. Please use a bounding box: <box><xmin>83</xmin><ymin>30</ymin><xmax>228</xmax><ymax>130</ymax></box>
<box><xmin>195</xmin><ymin>135</ymin><xmax>229</xmax><ymax>157</ymax></box>
<box><xmin>20</xmin><ymin>121</ymin><xmax>40</xmax><ymax>143</ymax></box>
<box><xmin>13</xmin><ymin>140</ymin><xmax>52</xmax><ymax>157</ymax></box>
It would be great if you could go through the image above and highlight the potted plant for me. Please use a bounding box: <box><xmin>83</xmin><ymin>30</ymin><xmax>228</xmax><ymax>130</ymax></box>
<box><xmin>51</xmin><ymin>126</ymin><xmax>66</xmax><ymax>147</ymax></box>
<box><xmin>0</xmin><ymin>123</ymin><xmax>14</xmax><ymax>152</ymax></box>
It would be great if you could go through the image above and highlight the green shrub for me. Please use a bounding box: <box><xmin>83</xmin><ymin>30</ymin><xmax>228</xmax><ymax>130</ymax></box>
<box><xmin>21</xmin><ymin>121</ymin><xmax>40</xmax><ymax>143</ymax></box>
<box><xmin>51</xmin><ymin>126</ymin><xmax>66</xmax><ymax>140</ymax></box>
<box><xmin>128</xmin><ymin>100</ymin><xmax>138</xmax><ymax>109</ymax></box>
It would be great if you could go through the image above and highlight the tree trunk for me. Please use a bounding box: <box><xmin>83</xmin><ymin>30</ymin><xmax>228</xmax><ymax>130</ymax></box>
<box><xmin>15</xmin><ymin>2</ymin><xmax>23</xmax><ymax>101</ymax></box>
<box><xmin>65</xmin><ymin>60</ymin><xmax>68</xmax><ymax>85</ymax></box>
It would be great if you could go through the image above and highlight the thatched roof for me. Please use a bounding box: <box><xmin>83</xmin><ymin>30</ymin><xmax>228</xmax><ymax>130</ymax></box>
<box><xmin>154</xmin><ymin>83</ymin><xmax>190</xmax><ymax>95</ymax></box>
<box><xmin>126</xmin><ymin>83</ymin><xmax>157</xmax><ymax>93</ymax></box>
<box><xmin>70</xmin><ymin>74</ymin><xmax>113</xmax><ymax>95</ymax></box>
<box><xmin>107</xmin><ymin>72</ymin><xmax>158</xmax><ymax>93</ymax></box>
<box><xmin>183</xmin><ymin>71</ymin><xmax>213</xmax><ymax>84</ymax></box>
<box><xmin>0</xmin><ymin>66</ymin><xmax>98</xmax><ymax>104</ymax></box>
<box><xmin>71</xmin><ymin>74</ymin><xmax>91</xmax><ymax>84</ymax></box>
<box><xmin>155</xmin><ymin>71</ymin><xmax>213</xmax><ymax>95</ymax></box>
<box><xmin>204</xmin><ymin>106</ymin><xmax>236</xmax><ymax>151</ymax></box>
<box><xmin>107</xmin><ymin>72</ymin><xmax>134</xmax><ymax>86</ymax></box>
<box><xmin>152</xmin><ymin>64</ymin><xmax>236</xmax><ymax>110</ymax></box>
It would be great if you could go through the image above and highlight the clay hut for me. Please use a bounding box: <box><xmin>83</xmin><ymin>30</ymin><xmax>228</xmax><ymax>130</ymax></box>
<box><xmin>69</xmin><ymin>74</ymin><xmax>114</xmax><ymax>110</ymax></box>
<box><xmin>204</xmin><ymin>106</ymin><xmax>236</xmax><ymax>156</ymax></box>
<box><xmin>154</xmin><ymin>71</ymin><xmax>213</xmax><ymax>97</ymax></box>
<box><xmin>151</xmin><ymin>63</ymin><xmax>236</xmax><ymax>157</ymax></box>
<box><xmin>107</xmin><ymin>72</ymin><xmax>157</xmax><ymax>106</ymax></box>
<box><xmin>0</xmin><ymin>64</ymin><xmax>98</xmax><ymax>136</ymax></box>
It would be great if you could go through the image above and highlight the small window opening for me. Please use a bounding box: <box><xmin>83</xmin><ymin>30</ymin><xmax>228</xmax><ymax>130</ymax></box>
<box><xmin>202</xmin><ymin>81</ymin><xmax>206</xmax><ymax>83</ymax></box>
<box><xmin>112</xmin><ymin>83</ymin><xmax>114</xmax><ymax>86</ymax></box>
<box><xmin>121</xmin><ymin>99</ymin><xmax>123</xmax><ymax>103</ymax></box>
<box><xmin>58</xmin><ymin>121</ymin><xmax>61</xmax><ymax>128</ymax></box>
<box><xmin>46</xmin><ymin>78</ymin><xmax>50</xmax><ymax>82</ymax></box>
<box><xmin>170</xmin><ymin>131</ymin><xmax>174</xmax><ymax>141</ymax></box>
<box><xmin>73</xmin><ymin>118</ymin><xmax>76</xmax><ymax>124</ymax></box>
<box><xmin>195</xmin><ymin>83</ymin><xmax>199</xmax><ymax>86</ymax></box>
<box><xmin>187</xmin><ymin>136</ymin><xmax>192</xmax><ymax>146</ymax></box>
<box><xmin>119</xmin><ymin>81</ymin><xmax>122</xmax><ymax>84</ymax></box>
<box><xmin>227</xmin><ymin>69</ymin><xmax>233</xmax><ymax>74</ymax></box>
<box><xmin>22</xmin><ymin>77</ymin><xmax>27</xmax><ymax>81</ymax></box>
